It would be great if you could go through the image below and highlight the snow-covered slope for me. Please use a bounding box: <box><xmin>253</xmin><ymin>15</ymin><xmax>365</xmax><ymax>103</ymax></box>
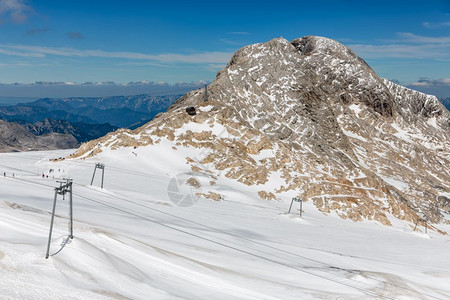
<box><xmin>3</xmin><ymin>35</ymin><xmax>449</xmax><ymax>298</ymax></box>
<box><xmin>74</xmin><ymin>36</ymin><xmax>450</xmax><ymax>229</ymax></box>
<box><xmin>1</xmin><ymin>149</ymin><xmax>450</xmax><ymax>299</ymax></box>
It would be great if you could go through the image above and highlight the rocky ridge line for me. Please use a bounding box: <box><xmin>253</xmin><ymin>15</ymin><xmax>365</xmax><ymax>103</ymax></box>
<box><xmin>71</xmin><ymin>36</ymin><xmax>450</xmax><ymax>232</ymax></box>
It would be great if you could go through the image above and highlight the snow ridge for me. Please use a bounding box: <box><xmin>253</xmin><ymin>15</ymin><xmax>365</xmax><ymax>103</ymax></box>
<box><xmin>73</xmin><ymin>35</ymin><xmax>450</xmax><ymax>229</ymax></box>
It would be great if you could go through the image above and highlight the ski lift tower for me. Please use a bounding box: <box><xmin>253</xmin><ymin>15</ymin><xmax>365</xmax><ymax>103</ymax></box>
<box><xmin>288</xmin><ymin>197</ymin><xmax>303</xmax><ymax>217</ymax></box>
<box><xmin>90</xmin><ymin>163</ymin><xmax>105</xmax><ymax>189</ymax></box>
<box><xmin>46</xmin><ymin>178</ymin><xmax>73</xmax><ymax>259</ymax></box>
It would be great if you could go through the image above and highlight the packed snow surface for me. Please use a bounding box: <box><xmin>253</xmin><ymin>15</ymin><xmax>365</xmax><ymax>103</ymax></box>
<box><xmin>1</xmin><ymin>148</ymin><xmax>450</xmax><ymax>299</ymax></box>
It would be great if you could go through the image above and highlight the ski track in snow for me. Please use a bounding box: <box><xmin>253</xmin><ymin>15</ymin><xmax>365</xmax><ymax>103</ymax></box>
<box><xmin>0</xmin><ymin>149</ymin><xmax>450</xmax><ymax>299</ymax></box>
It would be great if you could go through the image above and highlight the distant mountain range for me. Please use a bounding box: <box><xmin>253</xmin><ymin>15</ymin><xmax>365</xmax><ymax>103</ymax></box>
<box><xmin>18</xmin><ymin>118</ymin><xmax>119</xmax><ymax>143</ymax></box>
<box><xmin>0</xmin><ymin>94</ymin><xmax>181</xmax><ymax>152</ymax></box>
<box><xmin>0</xmin><ymin>119</ymin><xmax>79</xmax><ymax>152</ymax></box>
<box><xmin>0</xmin><ymin>94</ymin><xmax>181</xmax><ymax>128</ymax></box>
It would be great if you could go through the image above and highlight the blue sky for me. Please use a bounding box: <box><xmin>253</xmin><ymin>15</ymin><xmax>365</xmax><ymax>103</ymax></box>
<box><xmin>0</xmin><ymin>0</ymin><xmax>449</xmax><ymax>97</ymax></box>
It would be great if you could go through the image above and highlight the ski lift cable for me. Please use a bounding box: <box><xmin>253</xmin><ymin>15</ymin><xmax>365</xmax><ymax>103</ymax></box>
<box><xmin>6</xmin><ymin>175</ymin><xmax>386</xmax><ymax>298</ymax></box>
<box><xmin>70</xmin><ymin>182</ymin><xmax>447</xmax><ymax>300</ymax></box>
<box><xmin>4</xmin><ymin>168</ymin><xmax>445</xmax><ymax>300</ymax></box>
<box><xmin>71</xmin><ymin>192</ymin><xmax>395</xmax><ymax>300</ymax></box>
<box><xmin>70</xmin><ymin>180</ymin><xmax>446</xmax><ymax>300</ymax></box>
<box><xmin>9</xmin><ymin>175</ymin><xmax>445</xmax><ymax>300</ymax></box>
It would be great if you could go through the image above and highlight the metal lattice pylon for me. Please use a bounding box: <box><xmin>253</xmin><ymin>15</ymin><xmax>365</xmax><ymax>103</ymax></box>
<box><xmin>46</xmin><ymin>178</ymin><xmax>73</xmax><ymax>259</ymax></box>
<box><xmin>288</xmin><ymin>197</ymin><xmax>303</xmax><ymax>217</ymax></box>
<box><xmin>90</xmin><ymin>163</ymin><xmax>105</xmax><ymax>189</ymax></box>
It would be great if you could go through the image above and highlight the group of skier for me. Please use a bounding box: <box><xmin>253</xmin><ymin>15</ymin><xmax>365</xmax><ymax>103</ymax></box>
<box><xmin>2</xmin><ymin>169</ymin><xmax>63</xmax><ymax>179</ymax></box>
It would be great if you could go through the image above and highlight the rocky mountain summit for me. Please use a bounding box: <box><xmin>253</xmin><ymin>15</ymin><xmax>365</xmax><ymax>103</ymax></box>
<box><xmin>72</xmin><ymin>36</ymin><xmax>450</xmax><ymax>232</ymax></box>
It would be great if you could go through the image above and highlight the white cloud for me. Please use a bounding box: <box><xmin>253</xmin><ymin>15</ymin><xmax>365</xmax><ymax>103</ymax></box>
<box><xmin>410</xmin><ymin>81</ymin><xmax>429</xmax><ymax>86</ymax></box>
<box><xmin>0</xmin><ymin>61</ymin><xmax>47</xmax><ymax>67</ymax></box>
<box><xmin>0</xmin><ymin>0</ymin><xmax>30</xmax><ymax>23</ymax></box>
<box><xmin>153</xmin><ymin>51</ymin><xmax>232</xmax><ymax>63</ymax></box>
<box><xmin>397</xmin><ymin>32</ymin><xmax>450</xmax><ymax>44</ymax></box>
<box><xmin>348</xmin><ymin>32</ymin><xmax>450</xmax><ymax>60</ymax></box>
<box><xmin>0</xmin><ymin>80</ymin><xmax>208</xmax><ymax>97</ymax></box>
<box><xmin>410</xmin><ymin>78</ymin><xmax>450</xmax><ymax>87</ymax></box>
<box><xmin>227</xmin><ymin>31</ymin><xmax>249</xmax><ymax>35</ymax></box>
<box><xmin>218</xmin><ymin>38</ymin><xmax>244</xmax><ymax>46</ymax></box>
<box><xmin>0</xmin><ymin>47</ymin><xmax>44</xmax><ymax>57</ymax></box>
<box><xmin>0</xmin><ymin>80</ymin><xmax>207</xmax><ymax>87</ymax></box>
<box><xmin>407</xmin><ymin>78</ymin><xmax>450</xmax><ymax>99</ymax></box>
<box><xmin>117</xmin><ymin>61</ymin><xmax>174</xmax><ymax>68</ymax></box>
<box><xmin>0</xmin><ymin>43</ymin><xmax>234</xmax><ymax>64</ymax></box>
<box><xmin>205</xmin><ymin>63</ymin><xmax>226</xmax><ymax>72</ymax></box>
<box><xmin>423</xmin><ymin>21</ymin><xmax>450</xmax><ymax>29</ymax></box>
<box><xmin>349</xmin><ymin>43</ymin><xmax>450</xmax><ymax>59</ymax></box>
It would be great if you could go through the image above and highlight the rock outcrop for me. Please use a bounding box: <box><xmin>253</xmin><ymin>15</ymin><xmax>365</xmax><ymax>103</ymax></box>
<box><xmin>71</xmin><ymin>36</ymin><xmax>450</xmax><ymax>231</ymax></box>
<box><xmin>0</xmin><ymin>120</ymin><xmax>78</xmax><ymax>152</ymax></box>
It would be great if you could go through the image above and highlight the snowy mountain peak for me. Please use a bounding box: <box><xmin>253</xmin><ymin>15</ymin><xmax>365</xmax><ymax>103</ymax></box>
<box><xmin>73</xmin><ymin>36</ymin><xmax>450</xmax><ymax>231</ymax></box>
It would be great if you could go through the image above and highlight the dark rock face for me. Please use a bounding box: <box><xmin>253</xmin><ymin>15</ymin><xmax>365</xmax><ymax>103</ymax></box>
<box><xmin>25</xmin><ymin>118</ymin><xmax>76</xmax><ymax>135</ymax></box>
<box><xmin>291</xmin><ymin>36</ymin><xmax>395</xmax><ymax>118</ymax></box>
<box><xmin>291</xmin><ymin>36</ymin><xmax>315</xmax><ymax>55</ymax></box>
<box><xmin>0</xmin><ymin>120</ymin><xmax>78</xmax><ymax>152</ymax></box>
<box><xmin>438</xmin><ymin>196</ymin><xmax>450</xmax><ymax>212</ymax></box>
<box><xmin>21</xmin><ymin>118</ymin><xmax>118</xmax><ymax>143</ymax></box>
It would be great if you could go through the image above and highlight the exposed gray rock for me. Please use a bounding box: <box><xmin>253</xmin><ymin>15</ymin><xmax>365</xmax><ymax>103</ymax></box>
<box><xmin>0</xmin><ymin>120</ymin><xmax>78</xmax><ymax>152</ymax></box>
<box><xmin>438</xmin><ymin>196</ymin><xmax>450</xmax><ymax>212</ymax></box>
<box><xmin>73</xmin><ymin>36</ymin><xmax>450</xmax><ymax>229</ymax></box>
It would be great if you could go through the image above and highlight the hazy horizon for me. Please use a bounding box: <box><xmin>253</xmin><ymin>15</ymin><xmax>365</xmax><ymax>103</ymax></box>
<box><xmin>0</xmin><ymin>0</ymin><xmax>449</xmax><ymax>99</ymax></box>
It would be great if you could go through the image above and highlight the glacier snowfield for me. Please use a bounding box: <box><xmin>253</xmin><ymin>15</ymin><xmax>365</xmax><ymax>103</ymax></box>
<box><xmin>1</xmin><ymin>148</ymin><xmax>450</xmax><ymax>300</ymax></box>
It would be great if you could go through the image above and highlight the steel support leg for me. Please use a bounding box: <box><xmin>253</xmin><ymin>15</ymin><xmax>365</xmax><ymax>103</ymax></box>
<box><xmin>90</xmin><ymin>166</ymin><xmax>97</xmax><ymax>186</ymax></box>
<box><xmin>101</xmin><ymin>168</ymin><xmax>104</xmax><ymax>189</ymax></box>
<box><xmin>299</xmin><ymin>200</ymin><xmax>303</xmax><ymax>218</ymax></box>
<box><xmin>46</xmin><ymin>191</ymin><xmax>58</xmax><ymax>259</ymax></box>
<box><xmin>288</xmin><ymin>199</ymin><xmax>294</xmax><ymax>213</ymax></box>
<box><xmin>69</xmin><ymin>183</ymin><xmax>73</xmax><ymax>239</ymax></box>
